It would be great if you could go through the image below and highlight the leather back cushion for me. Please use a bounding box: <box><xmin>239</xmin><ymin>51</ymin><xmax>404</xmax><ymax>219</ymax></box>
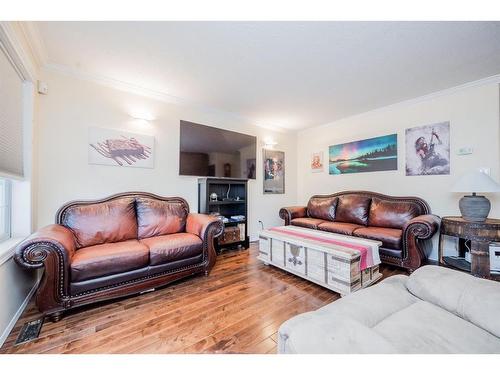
<box><xmin>136</xmin><ymin>197</ymin><xmax>188</xmax><ymax>239</ymax></box>
<box><xmin>61</xmin><ymin>197</ymin><xmax>137</xmax><ymax>249</ymax></box>
<box><xmin>335</xmin><ymin>195</ymin><xmax>371</xmax><ymax>226</ymax></box>
<box><xmin>307</xmin><ymin>196</ymin><xmax>338</xmax><ymax>221</ymax></box>
<box><xmin>369</xmin><ymin>197</ymin><xmax>421</xmax><ymax>229</ymax></box>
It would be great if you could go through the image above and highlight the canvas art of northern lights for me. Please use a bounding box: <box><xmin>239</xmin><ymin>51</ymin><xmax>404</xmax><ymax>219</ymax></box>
<box><xmin>329</xmin><ymin>134</ymin><xmax>398</xmax><ymax>175</ymax></box>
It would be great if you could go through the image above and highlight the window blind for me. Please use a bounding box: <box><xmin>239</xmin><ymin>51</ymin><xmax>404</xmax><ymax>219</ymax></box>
<box><xmin>0</xmin><ymin>46</ymin><xmax>24</xmax><ymax>179</ymax></box>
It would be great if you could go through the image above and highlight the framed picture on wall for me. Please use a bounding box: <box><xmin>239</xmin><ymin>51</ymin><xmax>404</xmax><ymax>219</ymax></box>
<box><xmin>328</xmin><ymin>134</ymin><xmax>398</xmax><ymax>175</ymax></box>
<box><xmin>405</xmin><ymin>121</ymin><xmax>450</xmax><ymax>176</ymax></box>
<box><xmin>311</xmin><ymin>151</ymin><xmax>324</xmax><ymax>172</ymax></box>
<box><xmin>88</xmin><ymin>127</ymin><xmax>155</xmax><ymax>169</ymax></box>
<box><xmin>263</xmin><ymin>149</ymin><xmax>285</xmax><ymax>194</ymax></box>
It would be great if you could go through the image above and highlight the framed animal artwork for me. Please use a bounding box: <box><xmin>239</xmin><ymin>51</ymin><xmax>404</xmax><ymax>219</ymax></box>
<box><xmin>88</xmin><ymin>127</ymin><xmax>155</xmax><ymax>168</ymax></box>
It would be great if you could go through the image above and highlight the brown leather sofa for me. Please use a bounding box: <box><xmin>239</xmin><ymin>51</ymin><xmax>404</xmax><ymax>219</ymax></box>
<box><xmin>14</xmin><ymin>192</ymin><xmax>223</xmax><ymax>321</ymax></box>
<box><xmin>279</xmin><ymin>191</ymin><xmax>440</xmax><ymax>272</ymax></box>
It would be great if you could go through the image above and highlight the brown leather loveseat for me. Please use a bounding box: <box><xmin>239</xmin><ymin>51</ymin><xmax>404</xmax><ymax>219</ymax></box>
<box><xmin>280</xmin><ymin>191</ymin><xmax>440</xmax><ymax>272</ymax></box>
<box><xmin>15</xmin><ymin>192</ymin><xmax>223</xmax><ymax>321</ymax></box>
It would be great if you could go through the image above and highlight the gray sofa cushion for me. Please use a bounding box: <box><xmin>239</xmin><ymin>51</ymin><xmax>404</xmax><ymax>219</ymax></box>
<box><xmin>279</xmin><ymin>314</ymin><xmax>399</xmax><ymax>354</ymax></box>
<box><xmin>278</xmin><ymin>266</ymin><xmax>500</xmax><ymax>354</ymax></box>
<box><xmin>407</xmin><ymin>265</ymin><xmax>500</xmax><ymax>337</ymax></box>
<box><xmin>279</xmin><ymin>275</ymin><xmax>417</xmax><ymax>353</ymax></box>
<box><xmin>374</xmin><ymin>300</ymin><xmax>500</xmax><ymax>353</ymax></box>
<box><xmin>316</xmin><ymin>275</ymin><xmax>417</xmax><ymax>326</ymax></box>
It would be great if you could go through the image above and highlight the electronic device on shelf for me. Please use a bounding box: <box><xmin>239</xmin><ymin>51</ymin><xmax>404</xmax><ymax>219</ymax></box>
<box><xmin>490</xmin><ymin>242</ymin><xmax>500</xmax><ymax>272</ymax></box>
<box><xmin>198</xmin><ymin>177</ymin><xmax>249</xmax><ymax>252</ymax></box>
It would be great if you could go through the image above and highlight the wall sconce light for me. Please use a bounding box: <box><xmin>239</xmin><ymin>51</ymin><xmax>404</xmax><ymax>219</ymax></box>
<box><xmin>130</xmin><ymin>111</ymin><xmax>155</xmax><ymax>124</ymax></box>
<box><xmin>263</xmin><ymin>138</ymin><xmax>278</xmax><ymax>149</ymax></box>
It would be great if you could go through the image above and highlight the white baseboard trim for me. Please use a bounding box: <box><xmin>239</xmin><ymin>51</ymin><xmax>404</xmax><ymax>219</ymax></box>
<box><xmin>0</xmin><ymin>276</ymin><xmax>41</xmax><ymax>348</ymax></box>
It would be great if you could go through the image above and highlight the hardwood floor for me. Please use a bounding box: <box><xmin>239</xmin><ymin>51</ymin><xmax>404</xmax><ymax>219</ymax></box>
<box><xmin>0</xmin><ymin>242</ymin><xmax>406</xmax><ymax>354</ymax></box>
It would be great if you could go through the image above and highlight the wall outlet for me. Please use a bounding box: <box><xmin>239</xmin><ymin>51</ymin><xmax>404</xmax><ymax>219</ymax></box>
<box><xmin>479</xmin><ymin>167</ymin><xmax>491</xmax><ymax>175</ymax></box>
<box><xmin>457</xmin><ymin>146</ymin><xmax>473</xmax><ymax>155</ymax></box>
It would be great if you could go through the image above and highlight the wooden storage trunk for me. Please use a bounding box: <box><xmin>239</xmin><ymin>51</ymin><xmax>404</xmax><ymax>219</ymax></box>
<box><xmin>258</xmin><ymin>227</ymin><xmax>382</xmax><ymax>295</ymax></box>
<box><xmin>219</xmin><ymin>226</ymin><xmax>241</xmax><ymax>245</ymax></box>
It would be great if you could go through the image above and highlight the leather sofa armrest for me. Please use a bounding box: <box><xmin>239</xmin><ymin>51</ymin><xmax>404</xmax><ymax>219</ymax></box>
<box><xmin>186</xmin><ymin>213</ymin><xmax>224</xmax><ymax>240</ymax></box>
<box><xmin>403</xmin><ymin>214</ymin><xmax>441</xmax><ymax>240</ymax></box>
<box><xmin>399</xmin><ymin>214</ymin><xmax>440</xmax><ymax>272</ymax></box>
<box><xmin>279</xmin><ymin>206</ymin><xmax>307</xmax><ymax>225</ymax></box>
<box><xmin>186</xmin><ymin>213</ymin><xmax>224</xmax><ymax>275</ymax></box>
<box><xmin>14</xmin><ymin>224</ymin><xmax>77</xmax><ymax>302</ymax></box>
<box><xmin>14</xmin><ymin>224</ymin><xmax>76</xmax><ymax>270</ymax></box>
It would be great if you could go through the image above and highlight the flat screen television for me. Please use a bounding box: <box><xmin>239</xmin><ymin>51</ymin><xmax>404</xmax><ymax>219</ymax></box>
<box><xmin>179</xmin><ymin>120</ymin><xmax>257</xmax><ymax>179</ymax></box>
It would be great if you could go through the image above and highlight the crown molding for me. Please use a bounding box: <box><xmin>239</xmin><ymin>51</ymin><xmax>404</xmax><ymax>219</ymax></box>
<box><xmin>13</xmin><ymin>22</ymin><xmax>290</xmax><ymax>133</ymax></box>
<box><xmin>44</xmin><ymin>62</ymin><xmax>188</xmax><ymax>106</ymax></box>
<box><xmin>0</xmin><ymin>21</ymin><xmax>39</xmax><ymax>81</ymax></box>
<box><xmin>18</xmin><ymin>21</ymin><xmax>48</xmax><ymax>68</ymax></box>
<box><xmin>307</xmin><ymin>73</ymin><xmax>500</xmax><ymax>132</ymax></box>
<box><xmin>43</xmin><ymin>62</ymin><xmax>290</xmax><ymax>133</ymax></box>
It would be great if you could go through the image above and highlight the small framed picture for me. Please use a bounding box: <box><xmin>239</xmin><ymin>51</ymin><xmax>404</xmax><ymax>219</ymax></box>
<box><xmin>311</xmin><ymin>151</ymin><xmax>324</xmax><ymax>172</ymax></box>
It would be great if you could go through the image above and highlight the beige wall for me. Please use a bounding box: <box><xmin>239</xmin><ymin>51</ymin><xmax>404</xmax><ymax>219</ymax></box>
<box><xmin>297</xmin><ymin>84</ymin><xmax>500</xmax><ymax>259</ymax></box>
<box><xmin>0</xmin><ymin>257</ymin><xmax>38</xmax><ymax>346</ymax></box>
<box><xmin>35</xmin><ymin>69</ymin><xmax>298</xmax><ymax>240</ymax></box>
<box><xmin>33</xmin><ymin>70</ymin><xmax>500</xmax><ymax>259</ymax></box>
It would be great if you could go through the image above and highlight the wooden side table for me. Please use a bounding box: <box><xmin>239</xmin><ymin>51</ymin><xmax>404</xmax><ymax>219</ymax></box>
<box><xmin>438</xmin><ymin>216</ymin><xmax>500</xmax><ymax>281</ymax></box>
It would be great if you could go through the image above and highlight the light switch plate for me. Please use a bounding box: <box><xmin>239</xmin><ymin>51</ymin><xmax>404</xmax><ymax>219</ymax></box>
<box><xmin>457</xmin><ymin>147</ymin><xmax>473</xmax><ymax>155</ymax></box>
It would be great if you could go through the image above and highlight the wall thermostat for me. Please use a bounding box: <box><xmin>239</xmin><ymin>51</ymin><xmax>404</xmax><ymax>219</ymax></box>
<box><xmin>37</xmin><ymin>80</ymin><xmax>48</xmax><ymax>95</ymax></box>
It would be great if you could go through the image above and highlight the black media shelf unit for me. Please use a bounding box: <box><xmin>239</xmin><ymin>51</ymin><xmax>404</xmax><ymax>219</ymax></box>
<box><xmin>198</xmin><ymin>177</ymin><xmax>249</xmax><ymax>252</ymax></box>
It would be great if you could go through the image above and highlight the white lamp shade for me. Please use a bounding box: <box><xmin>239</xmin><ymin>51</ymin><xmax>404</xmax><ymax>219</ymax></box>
<box><xmin>451</xmin><ymin>171</ymin><xmax>500</xmax><ymax>193</ymax></box>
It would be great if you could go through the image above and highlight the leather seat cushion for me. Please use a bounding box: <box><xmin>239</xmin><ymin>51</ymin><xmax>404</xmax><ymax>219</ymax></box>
<box><xmin>290</xmin><ymin>217</ymin><xmax>325</xmax><ymax>229</ymax></box>
<box><xmin>70</xmin><ymin>255</ymin><xmax>204</xmax><ymax>295</ymax></box>
<box><xmin>318</xmin><ymin>221</ymin><xmax>364</xmax><ymax>235</ymax></box>
<box><xmin>307</xmin><ymin>196</ymin><xmax>338</xmax><ymax>221</ymax></box>
<box><xmin>71</xmin><ymin>239</ymin><xmax>149</xmax><ymax>282</ymax></box>
<box><xmin>141</xmin><ymin>233</ymin><xmax>203</xmax><ymax>266</ymax></box>
<box><xmin>368</xmin><ymin>197</ymin><xmax>421</xmax><ymax>229</ymax></box>
<box><xmin>353</xmin><ymin>227</ymin><xmax>403</xmax><ymax>250</ymax></box>
<box><xmin>61</xmin><ymin>197</ymin><xmax>137</xmax><ymax>248</ymax></box>
<box><xmin>335</xmin><ymin>194</ymin><xmax>372</xmax><ymax>226</ymax></box>
<box><xmin>136</xmin><ymin>197</ymin><xmax>189</xmax><ymax>239</ymax></box>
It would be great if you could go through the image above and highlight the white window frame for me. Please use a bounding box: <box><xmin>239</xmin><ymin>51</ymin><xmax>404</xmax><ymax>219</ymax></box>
<box><xmin>0</xmin><ymin>24</ymin><xmax>34</xmax><ymax>268</ymax></box>
<box><xmin>0</xmin><ymin>178</ymin><xmax>12</xmax><ymax>243</ymax></box>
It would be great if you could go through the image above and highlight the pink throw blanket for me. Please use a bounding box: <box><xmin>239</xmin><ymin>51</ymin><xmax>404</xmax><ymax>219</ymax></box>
<box><xmin>269</xmin><ymin>226</ymin><xmax>376</xmax><ymax>270</ymax></box>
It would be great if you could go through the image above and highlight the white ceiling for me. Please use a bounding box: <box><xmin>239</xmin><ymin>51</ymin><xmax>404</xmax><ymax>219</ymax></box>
<box><xmin>35</xmin><ymin>21</ymin><xmax>500</xmax><ymax>130</ymax></box>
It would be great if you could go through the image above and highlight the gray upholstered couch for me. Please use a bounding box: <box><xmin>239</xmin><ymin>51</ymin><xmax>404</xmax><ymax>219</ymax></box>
<box><xmin>278</xmin><ymin>266</ymin><xmax>500</xmax><ymax>353</ymax></box>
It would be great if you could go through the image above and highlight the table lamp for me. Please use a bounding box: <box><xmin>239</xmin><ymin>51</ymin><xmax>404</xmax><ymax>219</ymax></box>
<box><xmin>451</xmin><ymin>170</ymin><xmax>500</xmax><ymax>222</ymax></box>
